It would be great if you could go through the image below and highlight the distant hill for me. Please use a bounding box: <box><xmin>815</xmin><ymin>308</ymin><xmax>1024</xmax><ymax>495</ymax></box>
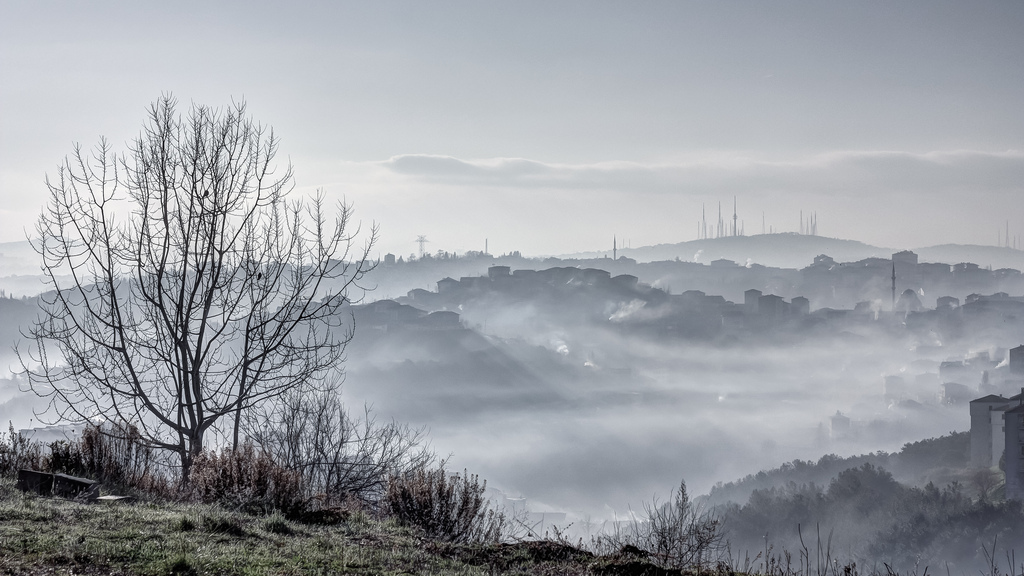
<box><xmin>0</xmin><ymin>240</ymin><xmax>62</xmax><ymax>297</ymax></box>
<box><xmin>562</xmin><ymin>233</ymin><xmax>894</xmax><ymax>269</ymax></box>
<box><xmin>914</xmin><ymin>244</ymin><xmax>1024</xmax><ymax>271</ymax></box>
<box><xmin>0</xmin><ymin>240</ymin><xmax>39</xmax><ymax>277</ymax></box>
<box><xmin>562</xmin><ymin>234</ymin><xmax>1024</xmax><ymax>272</ymax></box>
<box><xmin>3</xmin><ymin>236</ymin><xmax>1024</xmax><ymax>299</ymax></box>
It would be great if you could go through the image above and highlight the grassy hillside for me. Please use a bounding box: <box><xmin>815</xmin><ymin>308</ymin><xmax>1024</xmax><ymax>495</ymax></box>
<box><xmin>2</xmin><ymin>430</ymin><xmax>1022</xmax><ymax>575</ymax></box>
<box><xmin>0</xmin><ymin>477</ymin><xmax>619</xmax><ymax>576</ymax></box>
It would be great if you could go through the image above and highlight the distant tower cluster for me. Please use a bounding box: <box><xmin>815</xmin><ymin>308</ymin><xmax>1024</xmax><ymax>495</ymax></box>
<box><xmin>697</xmin><ymin>197</ymin><xmax>744</xmax><ymax>240</ymax></box>
<box><xmin>696</xmin><ymin>200</ymin><xmax>820</xmax><ymax>240</ymax></box>
<box><xmin>800</xmin><ymin>211</ymin><xmax>819</xmax><ymax>236</ymax></box>
<box><xmin>998</xmin><ymin>220</ymin><xmax>1020</xmax><ymax>250</ymax></box>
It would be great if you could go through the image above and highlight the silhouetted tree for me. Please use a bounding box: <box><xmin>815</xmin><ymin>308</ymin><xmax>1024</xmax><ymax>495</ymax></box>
<box><xmin>19</xmin><ymin>95</ymin><xmax>375</xmax><ymax>483</ymax></box>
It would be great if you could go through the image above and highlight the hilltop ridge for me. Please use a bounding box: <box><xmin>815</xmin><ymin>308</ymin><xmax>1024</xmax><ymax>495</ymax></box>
<box><xmin>559</xmin><ymin>233</ymin><xmax>1024</xmax><ymax>271</ymax></box>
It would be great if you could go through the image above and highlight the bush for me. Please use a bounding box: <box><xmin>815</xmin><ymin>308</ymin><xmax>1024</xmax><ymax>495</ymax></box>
<box><xmin>188</xmin><ymin>442</ymin><xmax>306</xmax><ymax>517</ymax></box>
<box><xmin>385</xmin><ymin>467</ymin><xmax>507</xmax><ymax>543</ymax></box>
<box><xmin>594</xmin><ymin>480</ymin><xmax>724</xmax><ymax>571</ymax></box>
<box><xmin>46</xmin><ymin>423</ymin><xmax>161</xmax><ymax>491</ymax></box>
<box><xmin>0</xmin><ymin>422</ymin><xmax>45</xmax><ymax>476</ymax></box>
<box><xmin>245</xmin><ymin>389</ymin><xmax>435</xmax><ymax>509</ymax></box>
<box><xmin>1</xmin><ymin>421</ymin><xmax>168</xmax><ymax>497</ymax></box>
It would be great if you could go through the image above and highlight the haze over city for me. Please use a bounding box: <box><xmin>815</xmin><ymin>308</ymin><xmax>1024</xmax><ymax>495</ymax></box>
<box><xmin>3</xmin><ymin>2</ymin><xmax>1024</xmax><ymax>572</ymax></box>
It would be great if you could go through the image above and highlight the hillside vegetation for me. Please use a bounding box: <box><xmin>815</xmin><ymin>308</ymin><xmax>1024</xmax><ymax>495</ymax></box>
<box><xmin>3</xmin><ymin>426</ymin><xmax>1024</xmax><ymax>575</ymax></box>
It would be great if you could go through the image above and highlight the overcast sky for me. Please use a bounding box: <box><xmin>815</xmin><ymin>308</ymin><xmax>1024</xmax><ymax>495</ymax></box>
<box><xmin>2</xmin><ymin>1</ymin><xmax>1023</xmax><ymax>258</ymax></box>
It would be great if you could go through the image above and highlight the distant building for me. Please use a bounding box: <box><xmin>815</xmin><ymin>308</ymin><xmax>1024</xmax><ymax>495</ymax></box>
<box><xmin>941</xmin><ymin>382</ymin><xmax>973</xmax><ymax>405</ymax></box>
<box><xmin>1012</xmin><ymin>345</ymin><xmax>1024</xmax><ymax>375</ymax></box>
<box><xmin>895</xmin><ymin>289</ymin><xmax>924</xmax><ymax>313</ymax></box>
<box><xmin>970</xmin><ymin>394</ymin><xmax>1009</xmax><ymax>468</ymax></box>
<box><xmin>940</xmin><ymin>360</ymin><xmax>974</xmax><ymax>385</ymax></box>
<box><xmin>936</xmin><ymin>295</ymin><xmax>960</xmax><ymax>309</ymax></box>
<box><xmin>421</xmin><ymin>310</ymin><xmax>461</xmax><ymax>329</ymax></box>
<box><xmin>791</xmin><ymin>296</ymin><xmax>810</xmax><ymax>316</ymax></box>
<box><xmin>758</xmin><ymin>294</ymin><xmax>786</xmax><ymax>320</ymax></box>
<box><xmin>883</xmin><ymin>375</ymin><xmax>908</xmax><ymax>401</ymax></box>
<box><xmin>437</xmin><ymin>277</ymin><xmax>459</xmax><ymax>294</ymax></box>
<box><xmin>611</xmin><ymin>274</ymin><xmax>639</xmax><ymax>289</ymax></box>
<box><xmin>488</xmin><ymin>265</ymin><xmax>511</xmax><ymax>279</ymax></box>
<box><xmin>830</xmin><ymin>411</ymin><xmax>851</xmax><ymax>439</ymax></box>
<box><xmin>459</xmin><ymin>276</ymin><xmax>490</xmax><ymax>290</ymax></box>
<box><xmin>383</xmin><ymin>253</ymin><xmax>396</xmax><ymax>266</ymax></box>
<box><xmin>813</xmin><ymin>254</ymin><xmax>835</xmax><ymax>267</ymax></box>
<box><xmin>406</xmin><ymin>288</ymin><xmax>432</xmax><ymax>302</ymax></box>
<box><xmin>1004</xmin><ymin>398</ymin><xmax>1024</xmax><ymax>501</ymax></box>
<box><xmin>744</xmin><ymin>289</ymin><xmax>762</xmax><ymax>313</ymax></box>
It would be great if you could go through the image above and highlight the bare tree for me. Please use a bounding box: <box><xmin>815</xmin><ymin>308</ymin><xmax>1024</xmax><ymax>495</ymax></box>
<box><xmin>18</xmin><ymin>95</ymin><xmax>375</xmax><ymax>483</ymax></box>
<box><xmin>970</xmin><ymin>467</ymin><xmax>1002</xmax><ymax>501</ymax></box>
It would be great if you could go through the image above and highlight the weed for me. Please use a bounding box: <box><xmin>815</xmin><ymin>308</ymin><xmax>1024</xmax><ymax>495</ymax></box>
<box><xmin>174</xmin><ymin>515</ymin><xmax>196</xmax><ymax>532</ymax></box>
<box><xmin>201</xmin><ymin>512</ymin><xmax>246</xmax><ymax>536</ymax></box>
<box><xmin>263</xmin><ymin>511</ymin><xmax>293</xmax><ymax>535</ymax></box>
<box><xmin>165</xmin><ymin>553</ymin><xmax>198</xmax><ymax>576</ymax></box>
<box><xmin>593</xmin><ymin>479</ymin><xmax>725</xmax><ymax>571</ymax></box>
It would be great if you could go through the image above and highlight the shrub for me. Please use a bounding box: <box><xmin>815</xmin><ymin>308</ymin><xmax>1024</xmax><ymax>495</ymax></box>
<box><xmin>188</xmin><ymin>442</ymin><xmax>306</xmax><ymax>517</ymax></box>
<box><xmin>594</xmin><ymin>480</ymin><xmax>725</xmax><ymax>571</ymax></box>
<box><xmin>45</xmin><ymin>423</ymin><xmax>162</xmax><ymax>491</ymax></box>
<box><xmin>245</xmin><ymin>389</ymin><xmax>435</xmax><ymax>509</ymax></box>
<box><xmin>0</xmin><ymin>422</ymin><xmax>45</xmax><ymax>476</ymax></box>
<box><xmin>384</xmin><ymin>467</ymin><xmax>507</xmax><ymax>543</ymax></box>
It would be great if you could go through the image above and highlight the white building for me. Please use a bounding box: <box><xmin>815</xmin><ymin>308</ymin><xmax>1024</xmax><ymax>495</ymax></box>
<box><xmin>970</xmin><ymin>389</ymin><xmax>1024</xmax><ymax>501</ymax></box>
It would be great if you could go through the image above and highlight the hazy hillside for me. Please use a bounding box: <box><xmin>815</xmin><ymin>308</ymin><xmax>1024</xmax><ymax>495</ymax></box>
<box><xmin>915</xmin><ymin>243</ymin><xmax>1024</xmax><ymax>271</ymax></box>
<box><xmin>561</xmin><ymin>233</ymin><xmax>894</xmax><ymax>269</ymax></box>
<box><xmin>562</xmin><ymin>234</ymin><xmax>1024</xmax><ymax>271</ymax></box>
<box><xmin>0</xmin><ymin>240</ymin><xmax>51</xmax><ymax>297</ymax></box>
<box><xmin>0</xmin><ymin>240</ymin><xmax>38</xmax><ymax>277</ymax></box>
<box><xmin>5</xmin><ymin>237</ymin><xmax>1024</xmax><ymax>300</ymax></box>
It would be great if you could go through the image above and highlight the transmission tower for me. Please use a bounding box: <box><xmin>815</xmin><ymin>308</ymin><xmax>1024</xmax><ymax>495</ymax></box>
<box><xmin>415</xmin><ymin>235</ymin><xmax>429</xmax><ymax>258</ymax></box>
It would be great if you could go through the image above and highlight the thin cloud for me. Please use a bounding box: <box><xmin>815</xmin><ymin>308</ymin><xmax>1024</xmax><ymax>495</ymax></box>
<box><xmin>380</xmin><ymin>150</ymin><xmax>1024</xmax><ymax>197</ymax></box>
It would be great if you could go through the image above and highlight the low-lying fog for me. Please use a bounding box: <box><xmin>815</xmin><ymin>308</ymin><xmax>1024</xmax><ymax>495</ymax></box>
<box><xmin>342</xmin><ymin>322</ymin><xmax>971</xmax><ymax>520</ymax></box>
<box><xmin>0</xmin><ymin>274</ymin><xmax>1002</xmax><ymax>527</ymax></box>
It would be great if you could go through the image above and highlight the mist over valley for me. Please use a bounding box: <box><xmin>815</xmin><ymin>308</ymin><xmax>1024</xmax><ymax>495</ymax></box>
<box><xmin>4</xmin><ymin>227</ymin><xmax>1024</xmax><ymax>569</ymax></box>
<box><xmin>4</xmin><ymin>4</ymin><xmax>1024</xmax><ymax>568</ymax></box>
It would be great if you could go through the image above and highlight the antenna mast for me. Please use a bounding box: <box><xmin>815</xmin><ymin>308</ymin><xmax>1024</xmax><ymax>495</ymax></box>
<box><xmin>733</xmin><ymin>197</ymin><xmax>738</xmax><ymax>237</ymax></box>
<box><xmin>891</xmin><ymin>262</ymin><xmax>897</xmax><ymax>311</ymax></box>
